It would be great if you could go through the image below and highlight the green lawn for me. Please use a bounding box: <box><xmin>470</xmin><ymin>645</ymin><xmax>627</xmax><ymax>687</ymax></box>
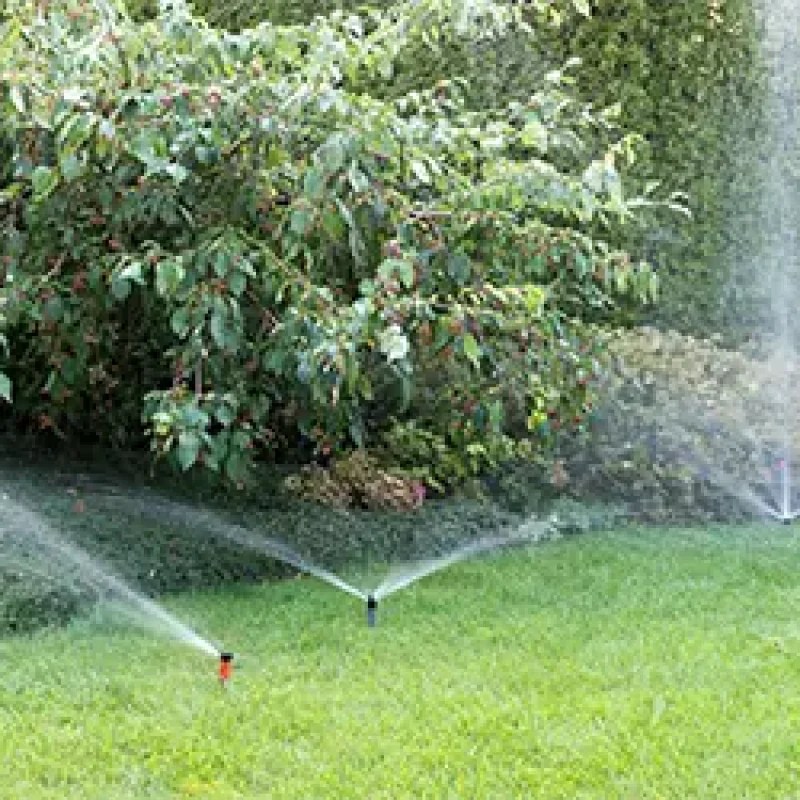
<box><xmin>3</xmin><ymin>524</ymin><xmax>800</xmax><ymax>798</ymax></box>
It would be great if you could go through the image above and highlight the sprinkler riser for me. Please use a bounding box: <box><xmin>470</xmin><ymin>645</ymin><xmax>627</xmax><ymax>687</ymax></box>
<box><xmin>367</xmin><ymin>595</ymin><xmax>377</xmax><ymax>628</ymax></box>
<box><xmin>219</xmin><ymin>652</ymin><xmax>234</xmax><ymax>685</ymax></box>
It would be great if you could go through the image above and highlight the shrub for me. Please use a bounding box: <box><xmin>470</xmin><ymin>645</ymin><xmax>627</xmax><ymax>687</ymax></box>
<box><xmin>558</xmin><ymin>327</ymin><xmax>794</xmax><ymax>521</ymax></box>
<box><xmin>126</xmin><ymin>0</ymin><xmax>764</xmax><ymax>340</ymax></box>
<box><xmin>285</xmin><ymin>449</ymin><xmax>425</xmax><ymax>510</ymax></box>
<box><xmin>0</xmin><ymin>0</ymin><xmax>663</xmax><ymax>485</ymax></box>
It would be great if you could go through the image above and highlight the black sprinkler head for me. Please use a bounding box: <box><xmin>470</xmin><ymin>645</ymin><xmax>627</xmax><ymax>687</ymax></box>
<box><xmin>367</xmin><ymin>595</ymin><xmax>377</xmax><ymax>628</ymax></box>
<box><xmin>782</xmin><ymin>517</ymin><xmax>794</xmax><ymax>525</ymax></box>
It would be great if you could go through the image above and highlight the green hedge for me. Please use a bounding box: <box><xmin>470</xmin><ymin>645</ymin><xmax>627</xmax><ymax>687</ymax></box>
<box><xmin>549</xmin><ymin>1</ymin><xmax>765</xmax><ymax>338</ymax></box>
<box><xmin>560</xmin><ymin>326</ymin><xmax>789</xmax><ymax>522</ymax></box>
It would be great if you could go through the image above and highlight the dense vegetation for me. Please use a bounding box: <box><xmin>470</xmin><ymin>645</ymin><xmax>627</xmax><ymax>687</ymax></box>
<box><xmin>0</xmin><ymin>0</ymin><xmax>772</xmax><ymax>516</ymax></box>
<box><xmin>0</xmin><ymin>0</ymin><xmax>676</xmax><ymax>491</ymax></box>
<box><xmin>124</xmin><ymin>0</ymin><xmax>766</xmax><ymax>337</ymax></box>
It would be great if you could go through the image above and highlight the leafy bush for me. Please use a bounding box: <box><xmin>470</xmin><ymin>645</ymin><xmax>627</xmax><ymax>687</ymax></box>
<box><xmin>558</xmin><ymin>327</ymin><xmax>794</xmax><ymax>521</ymax></box>
<box><xmin>0</xmin><ymin>0</ymin><xmax>663</xmax><ymax>485</ymax></box>
<box><xmin>128</xmin><ymin>0</ymin><xmax>764</xmax><ymax>340</ymax></box>
<box><xmin>285</xmin><ymin>449</ymin><xmax>425</xmax><ymax>510</ymax></box>
<box><xmin>0</xmin><ymin>569</ymin><xmax>89</xmax><ymax>633</ymax></box>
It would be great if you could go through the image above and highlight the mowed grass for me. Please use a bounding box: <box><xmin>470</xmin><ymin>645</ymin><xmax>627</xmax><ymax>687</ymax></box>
<box><xmin>4</xmin><ymin>524</ymin><xmax>800</xmax><ymax>798</ymax></box>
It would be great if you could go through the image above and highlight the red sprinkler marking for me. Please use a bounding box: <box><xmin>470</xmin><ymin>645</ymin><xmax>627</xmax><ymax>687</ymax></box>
<box><xmin>219</xmin><ymin>652</ymin><xmax>233</xmax><ymax>686</ymax></box>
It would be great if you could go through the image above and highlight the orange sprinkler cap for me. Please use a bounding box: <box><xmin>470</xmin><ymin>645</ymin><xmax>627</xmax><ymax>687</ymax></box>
<box><xmin>219</xmin><ymin>652</ymin><xmax>233</xmax><ymax>683</ymax></box>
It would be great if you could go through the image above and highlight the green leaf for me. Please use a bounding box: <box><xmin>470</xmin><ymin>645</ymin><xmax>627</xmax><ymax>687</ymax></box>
<box><xmin>31</xmin><ymin>166</ymin><xmax>58</xmax><ymax>200</ymax></box>
<box><xmin>521</xmin><ymin>119</ymin><xmax>548</xmax><ymax>152</ymax></box>
<box><xmin>165</xmin><ymin>163</ymin><xmax>189</xmax><ymax>184</ymax></box>
<box><xmin>0</xmin><ymin>373</ymin><xmax>11</xmax><ymax>403</ymax></box>
<box><xmin>462</xmin><ymin>333</ymin><xmax>481</xmax><ymax>369</ymax></box>
<box><xmin>396</xmin><ymin>261</ymin><xmax>415</xmax><ymax>288</ymax></box>
<box><xmin>213</xmin><ymin>251</ymin><xmax>229</xmax><ymax>278</ymax></box>
<box><xmin>43</xmin><ymin>295</ymin><xmax>64</xmax><ymax>322</ymax></box>
<box><xmin>321</xmin><ymin>208</ymin><xmax>345</xmax><ymax>239</ymax></box>
<box><xmin>379</xmin><ymin>325</ymin><xmax>410</xmax><ymax>362</ymax></box>
<box><xmin>210</xmin><ymin>312</ymin><xmax>227</xmax><ymax>348</ymax></box>
<box><xmin>228</xmin><ymin>271</ymin><xmax>247</xmax><ymax>297</ymax></box>
<box><xmin>110</xmin><ymin>277</ymin><xmax>132</xmax><ymax>301</ymax></box>
<box><xmin>447</xmin><ymin>252</ymin><xmax>471</xmax><ymax>284</ymax></box>
<box><xmin>58</xmin><ymin>114</ymin><xmax>95</xmax><ymax>152</ymax></box>
<box><xmin>177</xmin><ymin>432</ymin><xmax>201</xmax><ymax>471</ymax></box>
<box><xmin>410</xmin><ymin>159</ymin><xmax>430</xmax><ymax>184</ymax></box>
<box><xmin>155</xmin><ymin>260</ymin><xmax>185</xmax><ymax>296</ymax></box>
<box><xmin>348</xmin><ymin>162</ymin><xmax>369</xmax><ymax>194</ymax></box>
<box><xmin>359</xmin><ymin>374</ymin><xmax>373</xmax><ymax>401</ymax></box>
<box><xmin>214</xmin><ymin>404</ymin><xmax>236</xmax><ymax>427</ymax></box>
<box><xmin>572</xmin><ymin>0</ymin><xmax>591</xmax><ymax>16</ymax></box>
<box><xmin>118</xmin><ymin>262</ymin><xmax>144</xmax><ymax>284</ymax></box>
<box><xmin>224</xmin><ymin>449</ymin><xmax>248</xmax><ymax>482</ymax></box>
<box><xmin>263</xmin><ymin>349</ymin><xmax>287</xmax><ymax>374</ymax></box>
<box><xmin>489</xmin><ymin>400</ymin><xmax>503</xmax><ymax>433</ymax></box>
<box><xmin>649</xmin><ymin>271</ymin><xmax>659</xmax><ymax>300</ymax></box>
<box><xmin>378</xmin><ymin>259</ymin><xmax>414</xmax><ymax>288</ymax></box>
<box><xmin>9</xmin><ymin>85</ymin><xmax>25</xmax><ymax>113</ymax></box>
<box><xmin>59</xmin><ymin>153</ymin><xmax>84</xmax><ymax>181</ymax></box>
<box><xmin>303</xmin><ymin>168</ymin><xmax>324</xmax><ymax>199</ymax></box>
<box><xmin>61</xmin><ymin>357</ymin><xmax>78</xmax><ymax>385</ymax></box>
<box><xmin>290</xmin><ymin>207</ymin><xmax>313</xmax><ymax>236</ymax></box>
<box><xmin>320</xmin><ymin>138</ymin><xmax>345</xmax><ymax>173</ymax></box>
<box><xmin>171</xmin><ymin>307</ymin><xmax>191</xmax><ymax>337</ymax></box>
<box><xmin>112</xmin><ymin>260</ymin><xmax>147</xmax><ymax>299</ymax></box>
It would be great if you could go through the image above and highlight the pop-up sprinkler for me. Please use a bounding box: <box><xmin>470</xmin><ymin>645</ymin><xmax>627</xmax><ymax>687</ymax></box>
<box><xmin>219</xmin><ymin>652</ymin><xmax>234</xmax><ymax>686</ymax></box>
<box><xmin>367</xmin><ymin>595</ymin><xmax>377</xmax><ymax>628</ymax></box>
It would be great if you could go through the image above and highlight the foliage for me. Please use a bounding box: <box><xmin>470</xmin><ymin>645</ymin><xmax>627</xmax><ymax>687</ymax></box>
<box><xmin>284</xmin><ymin>449</ymin><xmax>426</xmax><ymax>510</ymax></box>
<box><xmin>555</xmin><ymin>326</ymin><xmax>794</xmax><ymax>521</ymax></box>
<box><xmin>0</xmin><ymin>0</ymin><xmax>662</xmax><ymax>484</ymax></box>
<box><xmin>161</xmin><ymin>0</ymin><xmax>763</xmax><ymax>339</ymax></box>
<box><xmin>0</xmin><ymin>446</ymin><xmax>533</xmax><ymax>633</ymax></box>
<box><xmin>548</xmin><ymin>0</ymin><xmax>765</xmax><ymax>338</ymax></box>
<box><xmin>123</xmin><ymin>0</ymin><xmax>591</xmax><ymax>30</ymax></box>
<box><xmin>0</xmin><ymin>569</ymin><xmax>89</xmax><ymax>634</ymax></box>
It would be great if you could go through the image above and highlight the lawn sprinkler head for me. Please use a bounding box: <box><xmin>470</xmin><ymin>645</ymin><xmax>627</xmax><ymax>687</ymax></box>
<box><xmin>219</xmin><ymin>652</ymin><xmax>234</xmax><ymax>686</ymax></box>
<box><xmin>366</xmin><ymin>595</ymin><xmax>377</xmax><ymax>628</ymax></box>
<box><xmin>781</xmin><ymin>515</ymin><xmax>796</xmax><ymax>526</ymax></box>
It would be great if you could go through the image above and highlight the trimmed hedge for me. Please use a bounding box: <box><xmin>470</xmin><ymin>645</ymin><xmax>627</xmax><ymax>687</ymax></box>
<box><xmin>548</xmin><ymin>1</ymin><xmax>765</xmax><ymax>338</ymax></box>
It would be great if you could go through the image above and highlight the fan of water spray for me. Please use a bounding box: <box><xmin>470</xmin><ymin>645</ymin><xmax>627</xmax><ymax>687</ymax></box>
<box><xmin>82</xmin><ymin>484</ymin><xmax>554</xmax><ymax>627</ymax></box>
<box><xmin>0</xmin><ymin>490</ymin><xmax>220</xmax><ymax>657</ymax></box>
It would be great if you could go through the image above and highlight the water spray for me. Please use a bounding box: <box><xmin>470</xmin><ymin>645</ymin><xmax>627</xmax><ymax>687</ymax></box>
<box><xmin>219</xmin><ymin>652</ymin><xmax>234</xmax><ymax>686</ymax></box>
<box><xmin>366</xmin><ymin>595</ymin><xmax>377</xmax><ymax>628</ymax></box>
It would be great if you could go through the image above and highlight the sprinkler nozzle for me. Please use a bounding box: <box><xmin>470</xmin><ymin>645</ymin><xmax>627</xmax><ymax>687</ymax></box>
<box><xmin>367</xmin><ymin>595</ymin><xmax>377</xmax><ymax>628</ymax></box>
<box><xmin>782</xmin><ymin>516</ymin><xmax>794</xmax><ymax>525</ymax></box>
<box><xmin>219</xmin><ymin>652</ymin><xmax>234</xmax><ymax>685</ymax></box>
